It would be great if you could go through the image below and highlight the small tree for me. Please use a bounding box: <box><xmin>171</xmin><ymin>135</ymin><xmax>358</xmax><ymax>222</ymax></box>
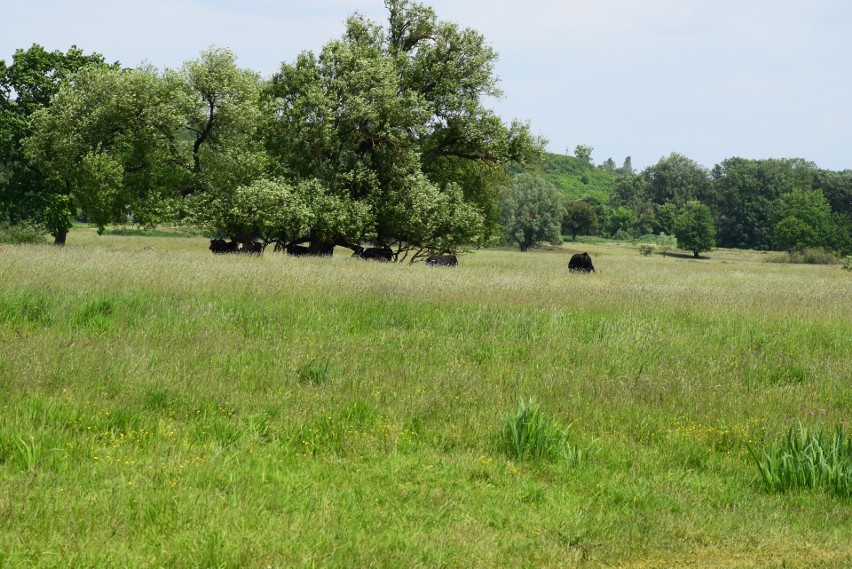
<box><xmin>674</xmin><ymin>200</ymin><xmax>716</xmax><ymax>258</ymax></box>
<box><xmin>562</xmin><ymin>200</ymin><xmax>599</xmax><ymax>240</ymax></box>
<box><xmin>499</xmin><ymin>174</ymin><xmax>564</xmax><ymax>251</ymax></box>
<box><xmin>655</xmin><ymin>233</ymin><xmax>678</xmax><ymax>256</ymax></box>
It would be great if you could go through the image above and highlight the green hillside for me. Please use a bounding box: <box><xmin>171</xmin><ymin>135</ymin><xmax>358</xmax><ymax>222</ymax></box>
<box><xmin>528</xmin><ymin>153</ymin><xmax>618</xmax><ymax>201</ymax></box>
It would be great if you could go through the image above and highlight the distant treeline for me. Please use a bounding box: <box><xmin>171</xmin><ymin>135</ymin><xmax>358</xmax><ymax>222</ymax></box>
<box><xmin>532</xmin><ymin>149</ymin><xmax>851</xmax><ymax>255</ymax></box>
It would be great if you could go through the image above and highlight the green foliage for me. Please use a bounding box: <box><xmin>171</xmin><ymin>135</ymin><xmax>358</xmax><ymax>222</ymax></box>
<box><xmin>748</xmin><ymin>425</ymin><xmax>852</xmax><ymax>497</ymax></box>
<box><xmin>843</xmin><ymin>256</ymin><xmax>852</xmax><ymax>271</ymax></box>
<box><xmin>0</xmin><ymin>44</ymin><xmax>115</xmax><ymax>240</ymax></box>
<box><xmin>266</xmin><ymin>1</ymin><xmax>544</xmax><ymax>255</ymax></box>
<box><xmin>562</xmin><ymin>200</ymin><xmax>599</xmax><ymax>240</ymax></box>
<box><xmin>624</xmin><ymin>153</ymin><xmax>713</xmax><ymax>208</ymax></box>
<box><xmin>533</xmin><ymin>152</ymin><xmax>617</xmax><ymax>202</ymax></box>
<box><xmin>655</xmin><ymin>233</ymin><xmax>678</xmax><ymax>256</ymax></box>
<box><xmin>798</xmin><ymin>247</ymin><xmax>841</xmax><ymax>265</ymax></box>
<box><xmin>0</xmin><ymin>219</ymin><xmax>48</xmax><ymax>244</ymax></box>
<box><xmin>498</xmin><ymin>398</ymin><xmax>567</xmax><ymax>462</ymax></box>
<box><xmin>771</xmin><ymin>190</ymin><xmax>835</xmax><ymax>252</ymax></box>
<box><xmin>674</xmin><ymin>200</ymin><xmax>716</xmax><ymax>258</ymax></box>
<box><xmin>712</xmin><ymin>157</ymin><xmax>818</xmax><ymax>250</ymax></box>
<box><xmin>638</xmin><ymin>243</ymin><xmax>655</xmax><ymax>256</ymax></box>
<box><xmin>498</xmin><ymin>173</ymin><xmax>564</xmax><ymax>251</ymax></box>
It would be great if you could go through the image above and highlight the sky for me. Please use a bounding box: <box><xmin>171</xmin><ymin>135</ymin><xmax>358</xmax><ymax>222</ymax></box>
<box><xmin>2</xmin><ymin>0</ymin><xmax>851</xmax><ymax>171</ymax></box>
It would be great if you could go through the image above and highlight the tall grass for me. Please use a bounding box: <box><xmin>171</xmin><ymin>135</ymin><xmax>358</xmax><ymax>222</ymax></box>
<box><xmin>0</xmin><ymin>233</ymin><xmax>850</xmax><ymax>566</ymax></box>
<box><xmin>749</xmin><ymin>425</ymin><xmax>852</xmax><ymax>497</ymax></box>
<box><xmin>499</xmin><ymin>397</ymin><xmax>566</xmax><ymax>462</ymax></box>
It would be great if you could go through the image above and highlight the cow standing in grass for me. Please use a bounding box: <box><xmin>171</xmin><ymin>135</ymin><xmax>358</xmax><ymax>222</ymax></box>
<box><xmin>427</xmin><ymin>254</ymin><xmax>458</xmax><ymax>267</ymax></box>
<box><xmin>568</xmin><ymin>252</ymin><xmax>595</xmax><ymax>273</ymax></box>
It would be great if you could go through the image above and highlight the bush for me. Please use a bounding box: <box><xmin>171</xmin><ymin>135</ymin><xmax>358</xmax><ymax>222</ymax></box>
<box><xmin>638</xmin><ymin>244</ymin><xmax>655</xmax><ymax>256</ymax></box>
<box><xmin>800</xmin><ymin>247</ymin><xmax>840</xmax><ymax>265</ymax></box>
<box><xmin>843</xmin><ymin>256</ymin><xmax>852</xmax><ymax>271</ymax></box>
<box><xmin>0</xmin><ymin>221</ymin><xmax>49</xmax><ymax>244</ymax></box>
<box><xmin>748</xmin><ymin>424</ymin><xmax>852</xmax><ymax>497</ymax></box>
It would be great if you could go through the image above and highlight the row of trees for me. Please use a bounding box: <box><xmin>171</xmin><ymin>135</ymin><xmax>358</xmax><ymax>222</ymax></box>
<box><xmin>0</xmin><ymin>0</ymin><xmax>544</xmax><ymax>258</ymax></box>
<box><xmin>520</xmin><ymin>148</ymin><xmax>851</xmax><ymax>256</ymax></box>
<box><xmin>498</xmin><ymin>173</ymin><xmax>715</xmax><ymax>257</ymax></box>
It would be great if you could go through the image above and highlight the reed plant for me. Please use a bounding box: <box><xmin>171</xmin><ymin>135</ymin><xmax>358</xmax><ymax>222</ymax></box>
<box><xmin>749</xmin><ymin>424</ymin><xmax>852</xmax><ymax>497</ymax></box>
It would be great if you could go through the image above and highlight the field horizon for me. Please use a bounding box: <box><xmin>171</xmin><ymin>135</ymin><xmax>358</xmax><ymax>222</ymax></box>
<box><xmin>1</xmin><ymin>228</ymin><xmax>850</xmax><ymax>567</ymax></box>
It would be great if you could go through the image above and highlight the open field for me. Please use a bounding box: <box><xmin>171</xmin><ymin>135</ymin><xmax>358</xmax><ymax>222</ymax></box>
<box><xmin>1</xmin><ymin>229</ymin><xmax>850</xmax><ymax>567</ymax></box>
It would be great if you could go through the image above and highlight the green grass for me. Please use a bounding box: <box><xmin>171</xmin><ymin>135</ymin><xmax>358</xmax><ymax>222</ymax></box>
<box><xmin>749</xmin><ymin>425</ymin><xmax>852</xmax><ymax>497</ymax></box>
<box><xmin>0</xmin><ymin>230</ymin><xmax>850</xmax><ymax>566</ymax></box>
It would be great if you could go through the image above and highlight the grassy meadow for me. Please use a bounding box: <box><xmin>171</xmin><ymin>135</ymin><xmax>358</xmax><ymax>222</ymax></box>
<box><xmin>1</xmin><ymin>227</ymin><xmax>850</xmax><ymax>567</ymax></box>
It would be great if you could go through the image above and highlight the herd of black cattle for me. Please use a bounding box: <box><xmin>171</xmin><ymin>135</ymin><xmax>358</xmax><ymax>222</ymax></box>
<box><xmin>208</xmin><ymin>239</ymin><xmax>593</xmax><ymax>271</ymax></box>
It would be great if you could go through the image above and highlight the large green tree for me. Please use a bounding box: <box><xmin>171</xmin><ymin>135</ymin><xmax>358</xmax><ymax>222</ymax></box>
<box><xmin>499</xmin><ymin>174</ymin><xmax>564</xmax><ymax>251</ymax></box>
<box><xmin>674</xmin><ymin>200</ymin><xmax>716</xmax><ymax>258</ymax></box>
<box><xmin>25</xmin><ymin>48</ymin><xmax>268</xmax><ymax>242</ymax></box>
<box><xmin>562</xmin><ymin>200</ymin><xmax>599</xmax><ymax>240</ymax></box>
<box><xmin>265</xmin><ymin>0</ymin><xmax>543</xmax><ymax>258</ymax></box>
<box><xmin>770</xmin><ymin>189</ymin><xmax>835</xmax><ymax>252</ymax></box>
<box><xmin>0</xmin><ymin>44</ymin><xmax>114</xmax><ymax>243</ymax></box>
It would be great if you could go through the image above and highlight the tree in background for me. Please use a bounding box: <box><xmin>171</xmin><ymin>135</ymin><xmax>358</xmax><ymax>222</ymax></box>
<box><xmin>499</xmin><ymin>174</ymin><xmax>564</xmax><ymax>251</ymax></box>
<box><xmin>0</xmin><ymin>44</ymin><xmax>114</xmax><ymax>244</ymax></box>
<box><xmin>770</xmin><ymin>190</ymin><xmax>835</xmax><ymax>252</ymax></box>
<box><xmin>711</xmin><ymin>157</ymin><xmax>817</xmax><ymax>250</ymax></box>
<box><xmin>562</xmin><ymin>200</ymin><xmax>599</xmax><ymax>240</ymax></box>
<box><xmin>673</xmin><ymin>200</ymin><xmax>716</xmax><ymax>258</ymax></box>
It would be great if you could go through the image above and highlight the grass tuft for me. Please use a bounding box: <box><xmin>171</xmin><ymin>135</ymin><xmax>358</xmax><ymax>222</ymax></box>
<box><xmin>498</xmin><ymin>397</ymin><xmax>568</xmax><ymax>462</ymax></box>
<box><xmin>748</xmin><ymin>424</ymin><xmax>852</xmax><ymax>497</ymax></box>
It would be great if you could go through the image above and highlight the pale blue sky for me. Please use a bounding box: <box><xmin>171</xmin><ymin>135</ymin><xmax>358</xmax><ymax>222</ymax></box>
<box><xmin>3</xmin><ymin>0</ymin><xmax>851</xmax><ymax>171</ymax></box>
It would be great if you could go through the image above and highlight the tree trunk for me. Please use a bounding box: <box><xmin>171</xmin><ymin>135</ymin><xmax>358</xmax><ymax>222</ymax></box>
<box><xmin>53</xmin><ymin>230</ymin><xmax>67</xmax><ymax>246</ymax></box>
<box><xmin>520</xmin><ymin>242</ymin><xmax>528</xmax><ymax>252</ymax></box>
<box><xmin>693</xmin><ymin>250</ymin><xmax>700</xmax><ymax>258</ymax></box>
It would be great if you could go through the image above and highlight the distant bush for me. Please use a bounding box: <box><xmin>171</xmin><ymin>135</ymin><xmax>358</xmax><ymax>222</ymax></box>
<box><xmin>748</xmin><ymin>424</ymin><xmax>852</xmax><ymax>497</ymax></box>
<box><xmin>765</xmin><ymin>248</ymin><xmax>840</xmax><ymax>265</ymax></box>
<box><xmin>843</xmin><ymin>257</ymin><xmax>852</xmax><ymax>271</ymax></box>
<box><xmin>638</xmin><ymin>244</ymin><xmax>655</xmax><ymax>256</ymax></box>
<box><xmin>0</xmin><ymin>221</ymin><xmax>49</xmax><ymax>244</ymax></box>
<box><xmin>799</xmin><ymin>247</ymin><xmax>840</xmax><ymax>265</ymax></box>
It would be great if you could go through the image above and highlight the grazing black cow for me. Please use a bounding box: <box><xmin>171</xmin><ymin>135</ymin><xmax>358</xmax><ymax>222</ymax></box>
<box><xmin>285</xmin><ymin>243</ymin><xmax>312</xmax><ymax>257</ymax></box>
<box><xmin>427</xmin><ymin>254</ymin><xmax>458</xmax><ymax>267</ymax></box>
<box><xmin>352</xmin><ymin>247</ymin><xmax>393</xmax><ymax>262</ymax></box>
<box><xmin>210</xmin><ymin>239</ymin><xmax>241</xmax><ymax>254</ymax></box>
<box><xmin>240</xmin><ymin>241</ymin><xmax>263</xmax><ymax>255</ymax></box>
<box><xmin>568</xmin><ymin>252</ymin><xmax>595</xmax><ymax>273</ymax></box>
<box><xmin>209</xmin><ymin>238</ymin><xmax>229</xmax><ymax>253</ymax></box>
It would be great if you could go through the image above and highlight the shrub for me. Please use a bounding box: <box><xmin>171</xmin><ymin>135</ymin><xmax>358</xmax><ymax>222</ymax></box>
<box><xmin>748</xmin><ymin>424</ymin><xmax>852</xmax><ymax>497</ymax></box>
<box><xmin>799</xmin><ymin>247</ymin><xmax>840</xmax><ymax>265</ymax></box>
<box><xmin>499</xmin><ymin>397</ymin><xmax>567</xmax><ymax>462</ymax></box>
<box><xmin>843</xmin><ymin>256</ymin><xmax>852</xmax><ymax>271</ymax></box>
<box><xmin>0</xmin><ymin>221</ymin><xmax>49</xmax><ymax>244</ymax></box>
<box><xmin>638</xmin><ymin>244</ymin><xmax>655</xmax><ymax>256</ymax></box>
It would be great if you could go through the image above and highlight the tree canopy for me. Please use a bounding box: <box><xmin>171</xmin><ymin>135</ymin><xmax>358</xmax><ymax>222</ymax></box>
<box><xmin>499</xmin><ymin>173</ymin><xmax>564</xmax><ymax>251</ymax></box>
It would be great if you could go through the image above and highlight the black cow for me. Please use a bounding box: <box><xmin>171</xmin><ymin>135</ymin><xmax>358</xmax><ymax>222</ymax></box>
<box><xmin>285</xmin><ymin>244</ymin><xmax>312</xmax><ymax>257</ymax></box>
<box><xmin>210</xmin><ymin>239</ymin><xmax>241</xmax><ymax>254</ymax></box>
<box><xmin>209</xmin><ymin>238</ymin><xmax>229</xmax><ymax>253</ymax></box>
<box><xmin>427</xmin><ymin>254</ymin><xmax>458</xmax><ymax>267</ymax></box>
<box><xmin>352</xmin><ymin>247</ymin><xmax>393</xmax><ymax>262</ymax></box>
<box><xmin>240</xmin><ymin>241</ymin><xmax>263</xmax><ymax>255</ymax></box>
<box><xmin>568</xmin><ymin>252</ymin><xmax>595</xmax><ymax>273</ymax></box>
